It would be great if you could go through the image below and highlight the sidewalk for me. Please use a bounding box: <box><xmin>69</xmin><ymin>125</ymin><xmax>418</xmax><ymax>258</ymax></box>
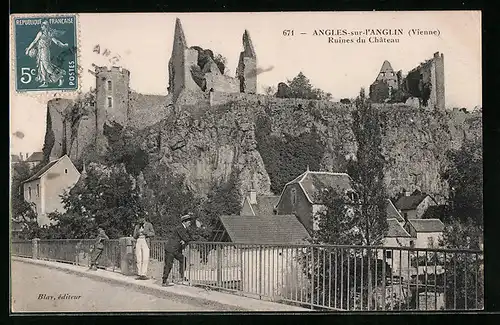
<box><xmin>12</xmin><ymin>256</ymin><xmax>309</xmax><ymax>312</ymax></box>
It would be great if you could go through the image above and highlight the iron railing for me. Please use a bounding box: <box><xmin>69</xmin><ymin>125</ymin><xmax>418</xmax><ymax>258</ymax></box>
<box><xmin>11</xmin><ymin>239</ymin><xmax>483</xmax><ymax>311</ymax></box>
<box><xmin>12</xmin><ymin>239</ymin><xmax>121</xmax><ymax>271</ymax></box>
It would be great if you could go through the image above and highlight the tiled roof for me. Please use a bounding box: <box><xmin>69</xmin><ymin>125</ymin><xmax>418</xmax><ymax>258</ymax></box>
<box><xmin>386</xmin><ymin>218</ymin><xmax>411</xmax><ymax>238</ymax></box>
<box><xmin>219</xmin><ymin>215</ymin><xmax>311</xmax><ymax>245</ymax></box>
<box><xmin>285</xmin><ymin>170</ymin><xmax>353</xmax><ymax>204</ymax></box>
<box><xmin>23</xmin><ymin>159</ymin><xmax>59</xmax><ymax>183</ymax></box>
<box><xmin>386</xmin><ymin>199</ymin><xmax>404</xmax><ymax>222</ymax></box>
<box><xmin>26</xmin><ymin>152</ymin><xmax>44</xmax><ymax>162</ymax></box>
<box><xmin>408</xmin><ymin>219</ymin><xmax>445</xmax><ymax>233</ymax></box>
<box><xmin>394</xmin><ymin>194</ymin><xmax>428</xmax><ymax>211</ymax></box>
<box><xmin>249</xmin><ymin>195</ymin><xmax>280</xmax><ymax>216</ymax></box>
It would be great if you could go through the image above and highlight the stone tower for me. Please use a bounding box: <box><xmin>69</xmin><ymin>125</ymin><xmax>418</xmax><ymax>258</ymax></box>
<box><xmin>94</xmin><ymin>66</ymin><xmax>130</xmax><ymax>153</ymax></box>
<box><xmin>236</xmin><ymin>30</ymin><xmax>257</xmax><ymax>94</ymax></box>
<box><xmin>168</xmin><ymin>18</ymin><xmax>201</xmax><ymax>103</ymax></box>
<box><xmin>432</xmin><ymin>52</ymin><xmax>445</xmax><ymax>110</ymax></box>
<box><xmin>375</xmin><ymin>60</ymin><xmax>399</xmax><ymax>90</ymax></box>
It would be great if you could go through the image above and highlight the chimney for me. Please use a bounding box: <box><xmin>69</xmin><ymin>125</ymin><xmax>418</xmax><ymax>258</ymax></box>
<box><xmin>249</xmin><ymin>179</ymin><xmax>257</xmax><ymax>205</ymax></box>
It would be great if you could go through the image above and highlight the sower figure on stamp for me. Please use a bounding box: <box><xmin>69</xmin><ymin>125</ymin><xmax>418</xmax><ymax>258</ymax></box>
<box><xmin>133</xmin><ymin>214</ymin><xmax>155</xmax><ymax>280</ymax></box>
<box><xmin>24</xmin><ymin>20</ymin><xmax>69</xmax><ymax>87</ymax></box>
<box><xmin>162</xmin><ymin>213</ymin><xmax>194</xmax><ymax>286</ymax></box>
<box><xmin>89</xmin><ymin>227</ymin><xmax>109</xmax><ymax>271</ymax></box>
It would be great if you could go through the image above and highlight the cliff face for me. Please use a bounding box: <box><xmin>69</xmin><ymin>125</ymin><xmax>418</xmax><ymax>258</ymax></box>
<box><xmin>42</xmin><ymin>93</ymin><xmax>482</xmax><ymax>201</ymax></box>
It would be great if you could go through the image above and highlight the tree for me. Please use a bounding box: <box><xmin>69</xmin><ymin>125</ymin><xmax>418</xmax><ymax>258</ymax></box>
<box><xmin>198</xmin><ymin>171</ymin><xmax>242</xmax><ymax>240</ymax></box>
<box><xmin>10</xmin><ymin>161</ymin><xmax>40</xmax><ymax>239</ymax></box>
<box><xmin>281</xmin><ymin>72</ymin><xmax>332</xmax><ymax>100</ymax></box>
<box><xmin>442</xmin><ymin>138</ymin><xmax>483</xmax><ymax>227</ymax></box>
<box><xmin>141</xmin><ymin>163</ymin><xmax>201</xmax><ymax>238</ymax></box>
<box><xmin>439</xmin><ymin>219</ymin><xmax>483</xmax><ymax>310</ymax></box>
<box><xmin>54</xmin><ymin>163</ymin><xmax>142</xmax><ymax>239</ymax></box>
<box><xmin>304</xmin><ymin>89</ymin><xmax>389</xmax><ymax>310</ymax></box>
<box><xmin>263</xmin><ymin>85</ymin><xmax>277</xmax><ymax>96</ymax></box>
<box><xmin>349</xmin><ymin>88</ymin><xmax>388</xmax><ymax>246</ymax></box>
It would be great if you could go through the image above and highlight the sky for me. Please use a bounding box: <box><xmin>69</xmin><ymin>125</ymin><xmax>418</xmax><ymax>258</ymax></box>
<box><xmin>10</xmin><ymin>11</ymin><xmax>482</xmax><ymax>155</ymax></box>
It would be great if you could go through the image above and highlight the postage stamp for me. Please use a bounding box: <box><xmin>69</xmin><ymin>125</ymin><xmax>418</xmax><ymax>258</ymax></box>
<box><xmin>13</xmin><ymin>14</ymin><xmax>79</xmax><ymax>92</ymax></box>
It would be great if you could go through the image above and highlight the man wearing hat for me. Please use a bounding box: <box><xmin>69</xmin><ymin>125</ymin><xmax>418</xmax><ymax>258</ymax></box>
<box><xmin>162</xmin><ymin>213</ymin><xmax>193</xmax><ymax>286</ymax></box>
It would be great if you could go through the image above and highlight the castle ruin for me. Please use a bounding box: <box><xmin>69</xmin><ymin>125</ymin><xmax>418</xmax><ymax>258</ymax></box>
<box><xmin>369</xmin><ymin>52</ymin><xmax>445</xmax><ymax>110</ymax></box>
<box><xmin>168</xmin><ymin>18</ymin><xmax>257</xmax><ymax>106</ymax></box>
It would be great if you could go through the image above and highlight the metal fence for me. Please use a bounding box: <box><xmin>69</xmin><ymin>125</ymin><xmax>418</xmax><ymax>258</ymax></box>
<box><xmin>181</xmin><ymin>242</ymin><xmax>483</xmax><ymax>311</ymax></box>
<box><xmin>11</xmin><ymin>239</ymin><xmax>483</xmax><ymax>311</ymax></box>
<box><xmin>12</xmin><ymin>239</ymin><xmax>121</xmax><ymax>271</ymax></box>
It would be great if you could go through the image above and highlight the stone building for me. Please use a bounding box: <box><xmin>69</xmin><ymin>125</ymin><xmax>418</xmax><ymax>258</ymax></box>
<box><xmin>369</xmin><ymin>52</ymin><xmax>445</xmax><ymax>110</ymax></box>
<box><xmin>168</xmin><ymin>18</ymin><xmax>258</xmax><ymax>106</ymax></box>
<box><xmin>274</xmin><ymin>168</ymin><xmax>355</xmax><ymax>233</ymax></box>
<box><xmin>369</xmin><ymin>60</ymin><xmax>402</xmax><ymax>103</ymax></box>
<box><xmin>22</xmin><ymin>155</ymin><xmax>80</xmax><ymax>226</ymax></box>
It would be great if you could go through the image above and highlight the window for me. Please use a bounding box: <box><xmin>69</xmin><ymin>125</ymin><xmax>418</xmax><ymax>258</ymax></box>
<box><xmin>291</xmin><ymin>188</ymin><xmax>297</xmax><ymax>206</ymax></box>
<box><xmin>28</xmin><ymin>187</ymin><xmax>32</xmax><ymax>200</ymax></box>
<box><xmin>410</xmin><ymin>240</ymin><xmax>415</xmax><ymax>248</ymax></box>
<box><xmin>427</xmin><ymin>237</ymin><xmax>434</xmax><ymax>248</ymax></box>
<box><xmin>386</xmin><ymin>250</ymin><xmax>393</xmax><ymax>259</ymax></box>
<box><xmin>107</xmin><ymin>80</ymin><xmax>112</xmax><ymax>91</ymax></box>
<box><xmin>36</xmin><ymin>184</ymin><xmax>40</xmax><ymax>197</ymax></box>
<box><xmin>107</xmin><ymin>96</ymin><xmax>113</xmax><ymax>108</ymax></box>
<box><xmin>65</xmin><ymin>169</ymin><xmax>68</xmax><ymax>174</ymax></box>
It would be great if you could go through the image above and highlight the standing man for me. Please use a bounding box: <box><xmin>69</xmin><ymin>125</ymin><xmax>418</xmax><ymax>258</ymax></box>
<box><xmin>89</xmin><ymin>227</ymin><xmax>109</xmax><ymax>271</ymax></box>
<box><xmin>133</xmin><ymin>215</ymin><xmax>155</xmax><ymax>280</ymax></box>
<box><xmin>162</xmin><ymin>214</ymin><xmax>193</xmax><ymax>286</ymax></box>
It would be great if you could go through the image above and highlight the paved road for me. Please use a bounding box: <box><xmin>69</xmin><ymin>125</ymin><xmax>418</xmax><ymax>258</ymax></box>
<box><xmin>11</xmin><ymin>260</ymin><xmax>219</xmax><ymax>312</ymax></box>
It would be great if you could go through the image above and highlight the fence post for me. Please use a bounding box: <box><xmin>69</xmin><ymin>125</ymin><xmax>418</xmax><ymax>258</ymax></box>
<box><xmin>32</xmin><ymin>238</ymin><xmax>39</xmax><ymax>260</ymax></box>
<box><xmin>311</xmin><ymin>246</ymin><xmax>315</xmax><ymax>310</ymax></box>
<box><xmin>259</xmin><ymin>245</ymin><xmax>263</xmax><ymax>298</ymax></box>
<box><xmin>217</xmin><ymin>245</ymin><xmax>222</xmax><ymax>287</ymax></box>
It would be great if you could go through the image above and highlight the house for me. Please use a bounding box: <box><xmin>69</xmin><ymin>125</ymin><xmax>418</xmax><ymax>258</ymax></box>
<box><xmin>25</xmin><ymin>152</ymin><xmax>44</xmax><ymax>169</ymax></box>
<box><xmin>380</xmin><ymin>218</ymin><xmax>413</xmax><ymax>277</ymax></box>
<box><xmin>207</xmin><ymin>214</ymin><xmax>311</xmax><ymax>298</ymax></box>
<box><xmin>22</xmin><ymin>155</ymin><xmax>80</xmax><ymax>226</ymax></box>
<box><xmin>394</xmin><ymin>190</ymin><xmax>437</xmax><ymax>220</ymax></box>
<box><xmin>240</xmin><ymin>183</ymin><xmax>279</xmax><ymax>216</ymax></box>
<box><xmin>403</xmin><ymin>218</ymin><xmax>445</xmax><ymax>249</ymax></box>
<box><xmin>386</xmin><ymin>199</ymin><xmax>405</xmax><ymax>223</ymax></box>
<box><xmin>275</xmin><ymin>169</ymin><xmax>354</xmax><ymax>233</ymax></box>
<box><xmin>213</xmin><ymin>214</ymin><xmax>311</xmax><ymax>244</ymax></box>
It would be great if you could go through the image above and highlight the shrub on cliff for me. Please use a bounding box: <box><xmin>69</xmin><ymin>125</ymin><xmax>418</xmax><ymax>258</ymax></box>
<box><xmin>255</xmin><ymin>113</ymin><xmax>325</xmax><ymax>194</ymax></box>
<box><xmin>277</xmin><ymin>72</ymin><xmax>332</xmax><ymax>100</ymax></box>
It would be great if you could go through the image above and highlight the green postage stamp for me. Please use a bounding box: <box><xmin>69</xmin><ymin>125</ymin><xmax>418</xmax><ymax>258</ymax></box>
<box><xmin>13</xmin><ymin>15</ymin><xmax>78</xmax><ymax>92</ymax></box>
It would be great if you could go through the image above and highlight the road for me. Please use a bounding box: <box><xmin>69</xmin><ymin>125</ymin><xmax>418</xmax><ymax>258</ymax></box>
<box><xmin>11</xmin><ymin>260</ymin><xmax>220</xmax><ymax>312</ymax></box>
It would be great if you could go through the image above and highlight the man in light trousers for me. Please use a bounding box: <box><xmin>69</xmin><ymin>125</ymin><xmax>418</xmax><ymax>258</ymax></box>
<box><xmin>133</xmin><ymin>215</ymin><xmax>155</xmax><ymax>280</ymax></box>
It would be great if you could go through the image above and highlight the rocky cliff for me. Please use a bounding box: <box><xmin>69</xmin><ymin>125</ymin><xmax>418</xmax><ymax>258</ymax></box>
<box><xmin>42</xmin><ymin>93</ymin><xmax>482</xmax><ymax>201</ymax></box>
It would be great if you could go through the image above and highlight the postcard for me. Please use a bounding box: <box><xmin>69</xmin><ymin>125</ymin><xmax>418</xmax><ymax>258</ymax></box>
<box><xmin>10</xmin><ymin>11</ymin><xmax>482</xmax><ymax>313</ymax></box>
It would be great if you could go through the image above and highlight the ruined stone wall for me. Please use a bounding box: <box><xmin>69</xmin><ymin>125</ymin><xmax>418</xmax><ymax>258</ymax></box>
<box><xmin>205</xmin><ymin>73</ymin><xmax>240</xmax><ymax>93</ymax></box>
<box><xmin>403</xmin><ymin>52</ymin><xmax>445</xmax><ymax>110</ymax></box>
<box><xmin>45</xmin><ymin>98</ymin><xmax>73</xmax><ymax>161</ymax></box>
<box><xmin>128</xmin><ymin>92</ymin><xmax>170</xmax><ymax>130</ymax></box>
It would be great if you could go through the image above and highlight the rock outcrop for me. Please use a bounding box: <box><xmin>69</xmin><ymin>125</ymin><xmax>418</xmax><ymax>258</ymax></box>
<box><xmin>42</xmin><ymin>92</ymin><xmax>482</xmax><ymax>201</ymax></box>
